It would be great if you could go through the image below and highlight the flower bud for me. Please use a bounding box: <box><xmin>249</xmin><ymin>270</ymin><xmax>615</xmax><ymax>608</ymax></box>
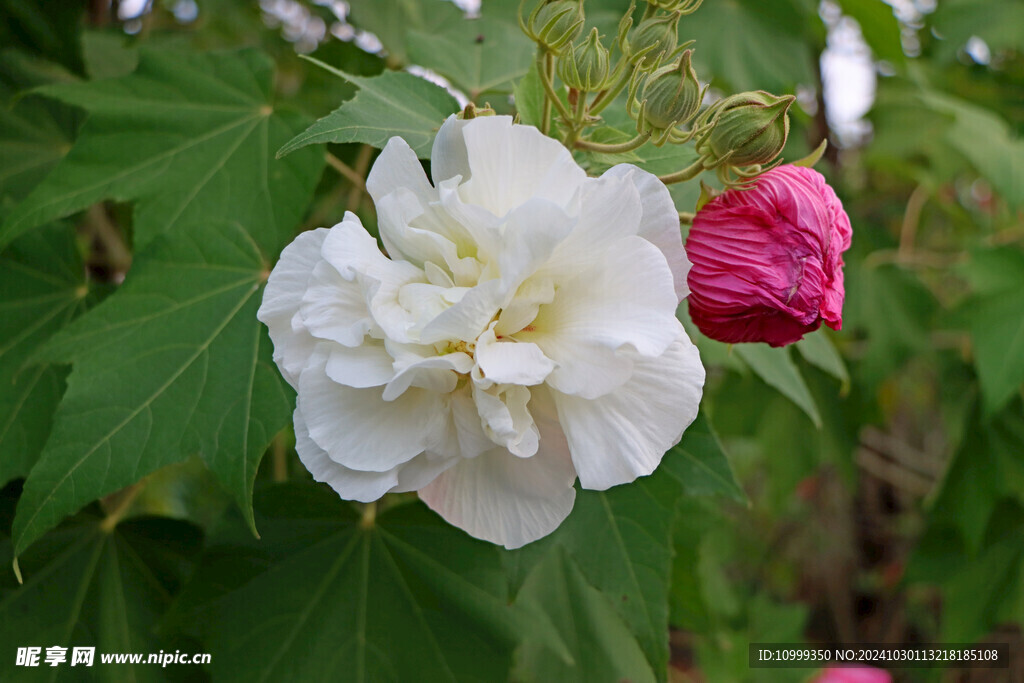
<box><xmin>557</xmin><ymin>28</ymin><xmax>611</xmax><ymax>92</ymax></box>
<box><xmin>457</xmin><ymin>102</ymin><xmax>496</xmax><ymax>119</ymax></box>
<box><xmin>699</xmin><ymin>91</ymin><xmax>794</xmax><ymax>168</ymax></box>
<box><xmin>640</xmin><ymin>49</ymin><xmax>702</xmax><ymax>130</ymax></box>
<box><xmin>685</xmin><ymin>165</ymin><xmax>852</xmax><ymax>347</ymax></box>
<box><xmin>628</xmin><ymin>11</ymin><xmax>681</xmax><ymax>62</ymax></box>
<box><xmin>526</xmin><ymin>0</ymin><xmax>585</xmax><ymax>53</ymax></box>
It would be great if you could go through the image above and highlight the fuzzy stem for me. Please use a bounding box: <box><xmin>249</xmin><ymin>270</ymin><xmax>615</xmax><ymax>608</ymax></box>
<box><xmin>589</xmin><ymin>62</ymin><xmax>633</xmax><ymax>115</ymax></box>
<box><xmin>271</xmin><ymin>431</ymin><xmax>288</xmax><ymax>482</ymax></box>
<box><xmin>99</xmin><ymin>482</ymin><xmax>145</xmax><ymax>533</ymax></box>
<box><xmin>325</xmin><ymin>152</ymin><xmax>366</xmax><ymax>189</ymax></box>
<box><xmin>658</xmin><ymin>157</ymin><xmax>707</xmax><ymax>185</ymax></box>
<box><xmin>360</xmin><ymin>501</ymin><xmax>378</xmax><ymax>528</ymax></box>
<box><xmin>538</xmin><ymin>51</ymin><xmax>571</xmax><ymax>131</ymax></box>
<box><xmin>574</xmin><ymin>131</ymin><xmax>652</xmax><ymax>154</ymax></box>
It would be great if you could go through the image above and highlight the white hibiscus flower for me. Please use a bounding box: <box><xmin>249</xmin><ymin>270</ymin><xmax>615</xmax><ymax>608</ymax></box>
<box><xmin>258</xmin><ymin>115</ymin><xmax>705</xmax><ymax>549</ymax></box>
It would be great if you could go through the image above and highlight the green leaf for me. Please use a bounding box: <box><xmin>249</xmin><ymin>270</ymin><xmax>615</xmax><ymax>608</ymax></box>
<box><xmin>661</xmin><ymin>413</ymin><xmax>747</xmax><ymax>503</ymax></box>
<box><xmin>843</xmin><ymin>262</ymin><xmax>936</xmax><ymax>389</ymax></box>
<box><xmin>347</xmin><ymin>0</ymin><xmax>465</xmax><ymax>65</ymax></box>
<box><xmin>0</xmin><ymin>513</ymin><xmax>203</xmax><ymax>682</ymax></box>
<box><xmin>909</xmin><ymin>500</ymin><xmax>1024</xmax><ymax>643</ymax></box>
<box><xmin>735</xmin><ymin>344</ymin><xmax>822</xmax><ymax>427</ymax></box>
<box><xmin>0</xmin><ymin>224</ymin><xmax>89</xmax><ymax>488</ymax></box>
<box><xmin>81</xmin><ymin>29</ymin><xmax>139</xmax><ymax>80</ymax></box>
<box><xmin>959</xmin><ymin>246</ymin><xmax>1024</xmax><ymax>296</ymax></box>
<box><xmin>961</xmin><ymin>249</ymin><xmax>1024</xmax><ymax>412</ymax></box>
<box><xmin>0</xmin><ymin>0</ymin><xmax>85</xmax><ymax>75</ymax></box>
<box><xmin>532</xmin><ymin>480</ymin><xmax>678</xmax><ymax>679</ymax></box>
<box><xmin>0</xmin><ymin>50</ymin><xmax>81</xmax><ymax>204</ymax></box>
<box><xmin>11</xmin><ymin>220</ymin><xmax>294</xmax><ymax>556</ymax></box>
<box><xmin>795</xmin><ymin>331</ymin><xmax>850</xmax><ymax>391</ymax></box>
<box><xmin>927</xmin><ymin>403</ymin><xmax>1024</xmax><ymax>552</ymax></box>
<box><xmin>930</xmin><ymin>0</ymin><xmax>1024</xmax><ymax>62</ymax></box>
<box><xmin>513</xmin><ymin>417</ymin><xmax>742</xmax><ymax>681</ymax></box>
<box><xmin>683</xmin><ymin>0</ymin><xmax>816</xmax><ymax>93</ymax></box>
<box><xmin>407</xmin><ymin>15</ymin><xmax>535</xmax><ymax>100</ymax></box>
<box><xmin>512</xmin><ymin>548</ymin><xmax>656</xmax><ymax>683</ymax></box>
<box><xmin>277</xmin><ymin>61</ymin><xmax>460</xmax><ymax>160</ymax></box>
<box><xmin>179</xmin><ymin>485</ymin><xmax>530</xmax><ymax>682</ymax></box>
<box><xmin>836</xmin><ymin>0</ymin><xmax>905</xmax><ymax>65</ymax></box>
<box><xmin>968</xmin><ymin>287</ymin><xmax>1024</xmax><ymax>413</ymax></box>
<box><xmin>0</xmin><ymin>48</ymin><xmax>324</xmax><ymax>253</ymax></box>
<box><xmin>917</xmin><ymin>91</ymin><xmax>1024</xmax><ymax>208</ymax></box>
<box><xmin>513</xmin><ymin>62</ymin><xmax>546</xmax><ymax>128</ymax></box>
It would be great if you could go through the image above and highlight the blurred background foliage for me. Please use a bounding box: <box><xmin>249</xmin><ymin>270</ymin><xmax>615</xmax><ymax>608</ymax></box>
<box><xmin>0</xmin><ymin>0</ymin><xmax>1021</xmax><ymax>680</ymax></box>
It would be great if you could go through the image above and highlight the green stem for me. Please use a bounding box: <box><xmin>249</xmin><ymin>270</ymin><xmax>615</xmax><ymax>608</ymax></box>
<box><xmin>574</xmin><ymin>131</ymin><xmax>652</xmax><ymax>153</ymax></box>
<box><xmin>360</xmin><ymin>500</ymin><xmax>378</xmax><ymax>528</ymax></box>
<box><xmin>562</xmin><ymin>90</ymin><xmax>589</xmax><ymax>148</ymax></box>
<box><xmin>658</xmin><ymin>157</ymin><xmax>707</xmax><ymax>184</ymax></box>
<box><xmin>99</xmin><ymin>482</ymin><xmax>145</xmax><ymax>533</ymax></box>
<box><xmin>589</xmin><ymin>62</ymin><xmax>633</xmax><ymax>116</ymax></box>
<box><xmin>538</xmin><ymin>51</ymin><xmax>571</xmax><ymax>131</ymax></box>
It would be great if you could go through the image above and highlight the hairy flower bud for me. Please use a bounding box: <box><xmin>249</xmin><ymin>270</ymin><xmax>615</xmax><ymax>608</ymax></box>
<box><xmin>558</xmin><ymin>28</ymin><xmax>611</xmax><ymax>92</ymax></box>
<box><xmin>640</xmin><ymin>49</ymin><xmax>702</xmax><ymax>130</ymax></box>
<box><xmin>526</xmin><ymin>0</ymin><xmax>585</xmax><ymax>53</ymax></box>
<box><xmin>699</xmin><ymin>91</ymin><xmax>794</xmax><ymax>168</ymax></box>
<box><xmin>685</xmin><ymin>165</ymin><xmax>852</xmax><ymax>347</ymax></box>
<box><xmin>628</xmin><ymin>11</ymin><xmax>681</xmax><ymax>62</ymax></box>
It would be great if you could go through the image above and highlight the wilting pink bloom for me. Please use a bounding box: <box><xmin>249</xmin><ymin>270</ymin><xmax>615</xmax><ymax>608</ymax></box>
<box><xmin>685</xmin><ymin>165</ymin><xmax>852</xmax><ymax>347</ymax></box>
<box><xmin>813</xmin><ymin>665</ymin><xmax>892</xmax><ymax>683</ymax></box>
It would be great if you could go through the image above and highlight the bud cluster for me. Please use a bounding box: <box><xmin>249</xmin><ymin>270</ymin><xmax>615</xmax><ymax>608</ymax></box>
<box><xmin>517</xmin><ymin>0</ymin><xmax>798</xmax><ymax>189</ymax></box>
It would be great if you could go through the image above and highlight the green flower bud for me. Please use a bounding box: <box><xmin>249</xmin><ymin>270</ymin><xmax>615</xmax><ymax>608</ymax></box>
<box><xmin>457</xmin><ymin>102</ymin><xmax>496</xmax><ymax>119</ymax></box>
<box><xmin>557</xmin><ymin>28</ymin><xmax>611</xmax><ymax>92</ymax></box>
<box><xmin>628</xmin><ymin>11</ymin><xmax>681</xmax><ymax>62</ymax></box>
<box><xmin>526</xmin><ymin>0</ymin><xmax>585</xmax><ymax>53</ymax></box>
<box><xmin>640</xmin><ymin>49</ymin><xmax>702</xmax><ymax>130</ymax></box>
<box><xmin>699</xmin><ymin>91</ymin><xmax>795</xmax><ymax>167</ymax></box>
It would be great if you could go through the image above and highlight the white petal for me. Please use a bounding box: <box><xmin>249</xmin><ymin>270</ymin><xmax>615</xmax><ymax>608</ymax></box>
<box><xmin>419</xmin><ymin>277</ymin><xmax>504</xmax><ymax>344</ymax></box>
<box><xmin>366</xmin><ymin>135</ymin><xmax>435</xmax><ymax>218</ymax></box>
<box><xmin>495</xmin><ymin>197</ymin><xmax>576</xmax><ymax>293</ymax></box>
<box><xmin>495</xmin><ymin>276</ymin><xmax>555</xmax><ymax>336</ymax></box>
<box><xmin>320</xmin><ymin>218</ymin><xmax>425</xmax><ymax>343</ymax></box>
<box><xmin>294</xmin><ymin>408</ymin><xmax>399</xmax><ymax>501</ymax></box>
<box><xmin>604</xmin><ymin>164</ymin><xmax>691</xmax><ymax>301</ymax></box>
<box><xmin>298</xmin><ymin>346</ymin><xmax>450</xmax><ymax>472</ymax></box>
<box><xmin>374</xmin><ymin>185</ymin><xmax>478</xmax><ymax>276</ymax></box>
<box><xmin>257</xmin><ymin>228</ymin><xmax>329</xmax><ymax>388</ymax></box>
<box><xmin>299</xmin><ymin>259</ymin><xmax>374</xmax><ymax>347</ymax></box>
<box><xmin>296</xmin><ymin>409</ymin><xmax>455</xmax><ymax>501</ymax></box>
<box><xmin>418</xmin><ymin>440</ymin><xmax>577</xmax><ymax>549</ymax></box>
<box><xmin>472</xmin><ymin>383</ymin><xmax>539</xmax><ymax>457</ymax></box>
<box><xmin>325</xmin><ymin>341</ymin><xmax>394</xmax><ymax>388</ymax></box>
<box><xmin>475</xmin><ymin>324</ymin><xmax>554</xmax><ymax>386</ymax></box>
<box><xmin>519</xmin><ymin>237</ymin><xmax>683</xmax><ymax>398</ymax></box>
<box><xmin>546</xmin><ymin>173</ymin><xmax>641</xmax><ymax>262</ymax></box>
<box><xmin>382</xmin><ymin>349</ymin><xmax>473</xmax><ymax>401</ymax></box>
<box><xmin>553</xmin><ymin>334</ymin><xmax>705</xmax><ymax>490</ymax></box>
<box><xmin>456</xmin><ymin>116</ymin><xmax>587</xmax><ymax>217</ymax></box>
<box><xmin>430</xmin><ymin>115</ymin><xmax>472</xmax><ymax>184</ymax></box>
